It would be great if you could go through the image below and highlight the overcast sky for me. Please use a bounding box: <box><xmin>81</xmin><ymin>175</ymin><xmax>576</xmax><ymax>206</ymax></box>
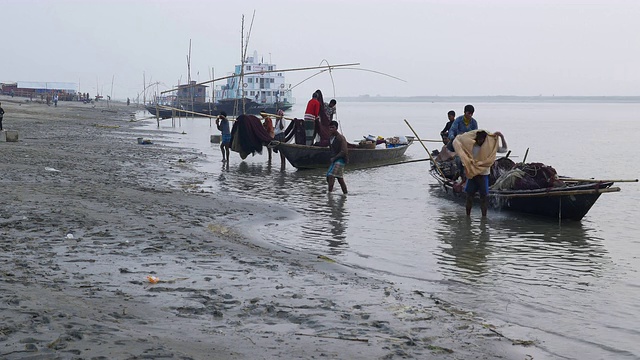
<box><xmin>2</xmin><ymin>0</ymin><xmax>639</xmax><ymax>100</ymax></box>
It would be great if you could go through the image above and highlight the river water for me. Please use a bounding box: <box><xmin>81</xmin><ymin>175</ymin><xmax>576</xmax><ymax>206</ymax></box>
<box><xmin>136</xmin><ymin>100</ymin><xmax>640</xmax><ymax>359</ymax></box>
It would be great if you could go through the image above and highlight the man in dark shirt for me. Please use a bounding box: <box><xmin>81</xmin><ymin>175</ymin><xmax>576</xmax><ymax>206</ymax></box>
<box><xmin>0</xmin><ymin>102</ymin><xmax>5</xmax><ymax>131</ymax></box>
<box><xmin>327</xmin><ymin>120</ymin><xmax>348</xmax><ymax>194</ymax></box>
<box><xmin>216</xmin><ymin>111</ymin><xmax>231</xmax><ymax>162</ymax></box>
<box><xmin>440</xmin><ymin>110</ymin><xmax>455</xmax><ymax>144</ymax></box>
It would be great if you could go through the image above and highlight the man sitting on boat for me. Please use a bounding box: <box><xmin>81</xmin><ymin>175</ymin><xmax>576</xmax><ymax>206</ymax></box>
<box><xmin>453</xmin><ymin>130</ymin><xmax>508</xmax><ymax>217</ymax></box>
<box><xmin>440</xmin><ymin>110</ymin><xmax>456</xmax><ymax>145</ymax></box>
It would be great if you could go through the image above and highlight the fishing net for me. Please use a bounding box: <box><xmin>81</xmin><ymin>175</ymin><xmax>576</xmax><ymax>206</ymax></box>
<box><xmin>489</xmin><ymin>157</ymin><xmax>516</xmax><ymax>185</ymax></box>
<box><xmin>490</xmin><ymin>161</ymin><xmax>565</xmax><ymax>190</ymax></box>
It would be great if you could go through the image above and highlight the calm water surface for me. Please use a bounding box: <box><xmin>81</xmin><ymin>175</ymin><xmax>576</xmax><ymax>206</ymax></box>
<box><xmin>137</xmin><ymin>101</ymin><xmax>640</xmax><ymax>359</ymax></box>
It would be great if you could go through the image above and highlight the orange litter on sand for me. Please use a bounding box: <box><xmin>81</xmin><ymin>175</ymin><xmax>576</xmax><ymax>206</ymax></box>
<box><xmin>147</xmin><ymin>275</ymin><xmax>160</xmax><ymax>284</ymax></box>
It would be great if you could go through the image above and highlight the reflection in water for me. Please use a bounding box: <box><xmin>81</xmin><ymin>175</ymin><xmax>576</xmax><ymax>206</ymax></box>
<box><xmin>210</xmin><ymin>160</ymin><xmax>351</xmax><ymax>255</ymax></box>
<box><xmin>326</xmin><ymin>194</ymin><xmax>348</xmax><ymax>253</ymax></box>
<box><xmin>435</xmin><ymin>207</ymin><xmax>609</xmax><ymax>290</ymax></box>
<box><xmin>435</xmin><ymin>213</ymin><xmax>492</xmax><ymax>282</ymax></box>
<box><xmin>486</xmin><ymin>217</ymin><xmax>609</xmax><ymax>291</ymax></box>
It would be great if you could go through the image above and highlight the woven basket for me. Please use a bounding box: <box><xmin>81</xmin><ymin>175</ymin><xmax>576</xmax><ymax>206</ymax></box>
<box><xmin>358</xmin><ymin>140</ymin><xmax>376</xmax><ymax>149</ymax></box>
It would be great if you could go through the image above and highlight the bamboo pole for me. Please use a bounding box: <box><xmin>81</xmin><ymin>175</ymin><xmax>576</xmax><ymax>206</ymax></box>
<box><xmin>260</xmin><ymin>111</ymin><xmax>295</xmax><ymax>121</ymax></box>
<box><xmin>404</xmin><ymin>119</ymin><xmax>446</xmax><ymax>178</ymax></box>
<box><xmin>492</xmin><ymin>187</ymin><xmax>620</xmax><ymax>198</ymax></box>
<box><xmin>155</xmin><ymin>105</ymin><xmax>237</xmax><ymax>121</ymax></box>
<box><xmin>560</xmin><ymin>178</ymin><xmax>638</xmax><ymax>183</ymax></box>
<box><xmin>522</xmin><ymin>147</ymin><xmax>529</xmax><ymax>163</ymax></box>
<box><xmin>160</xmin><ymin>63</ymin><xmax>360</xmax><ymax>94</ymax></box>
<box><xmin>364</xmin><ymin>158</ymin><xmax>431</xmax><ymax>169</ymax></box>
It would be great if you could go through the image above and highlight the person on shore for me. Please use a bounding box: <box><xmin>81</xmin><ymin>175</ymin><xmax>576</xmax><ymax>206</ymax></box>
<box><xmin>53</xmin><ymin>93</ymin><xmax>58</xmax><ymax>107</ymax></box>
<box><xmin>262</xmin><ymin>114</ymin><xmax>275</xmax><ymax>163</ymax></box>
<box><xmin>304</xmin><ymin>91</ymin><xmax>321</xmax><ymax>145</ymax></box>
<box><xmin>46</xmin><ymin>94</ymin><xmax>51</xmax><ymax>106</ymax></box>
<box><xmin>273</xmin><ymin>109</ymin><xmax>287</xmax><ymax>169</ymax></box>
<box><xmin>216</xmin><ymin>111</ymin><xmax>231</xmax><ymax>162</ymax></box>
<box><xmin>440</xmin><ymin>110</ymin><xmax>456</xmax><ymax>145</ymax></box>
<box><xmin>127</xmin><ymin>97</ymin><xmax>130</xmax><ymax>106</ymax></box>
<box><xmin>0</xmin><ymin>102</ymin><xmax>4</xmax><ymax>131</ymax></box>
<box><xmin>453</xmin><ymin>130</ymin><xmax>508</xmax><ymax>217</ymax></box>
<box><xmin>327</xmin><ymin>120</ymin><xmax>348</xmax><ymax>194</ymax></box>
<box><xmin>325</xmin><ymin>99</ymin><xmax>337</xmax><ymax>121</ymax></box>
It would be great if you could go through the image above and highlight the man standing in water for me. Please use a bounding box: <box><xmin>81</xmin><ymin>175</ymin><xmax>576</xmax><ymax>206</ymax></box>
<box><xmin>327</xmin><ymin>121</ymin><xmax>348</xmax><ymax>194</ymax></box>
<box><xmin>216</xmin><ymin>111</ymin><xmax>231</xmax><ymax>162</ymax></box>
<box><xmin>453</xmin><ymin>130</ymin><xmax>508</xmax><ymax>217</ymax></box>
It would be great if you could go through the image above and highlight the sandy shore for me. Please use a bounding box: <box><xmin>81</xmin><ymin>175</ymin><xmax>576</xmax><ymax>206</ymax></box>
<box><xmin>0</xmin><ymin>95</ymin><xmax>539</xmax><ymax>359</ymax></box>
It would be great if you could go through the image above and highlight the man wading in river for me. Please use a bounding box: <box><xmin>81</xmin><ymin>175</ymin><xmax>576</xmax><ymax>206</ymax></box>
<box><xmin>453</xmin><ymin>130</ymin><xmax>507</xmax><ymax>217</ymax></box>
<box><xmin>327</xmin><ymin>121</ymin><xmax>348</xmax><ymax>194</ymax></box>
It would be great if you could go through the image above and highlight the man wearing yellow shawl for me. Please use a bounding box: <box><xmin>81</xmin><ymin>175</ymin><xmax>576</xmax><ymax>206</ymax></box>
<box><xmin>453</xmin><ymin>130</ymin><xmax>508</xmax><ymax>217</ymax></box>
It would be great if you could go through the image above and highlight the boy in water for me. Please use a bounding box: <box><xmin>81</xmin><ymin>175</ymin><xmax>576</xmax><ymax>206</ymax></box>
<box><xmin>327</xmin><ymin>121</ymin><xmax>348</xmax><ymax>194</ymax></box>
<box><xmin>216</xmin><ymin>111</ymin><xmax>230</xmax><ymax>162</ymax></box>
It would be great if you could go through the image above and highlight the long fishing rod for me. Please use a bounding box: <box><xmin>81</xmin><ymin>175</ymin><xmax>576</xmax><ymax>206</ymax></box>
<box><xmin>289</xmin><ymin>67</ymin><xmax>406</xmax><ymax>91</ymax></box>
<box><xmin>161</xmin><ymin>63</ymin><xmax>360</xmax><ymax>94</ymax></box>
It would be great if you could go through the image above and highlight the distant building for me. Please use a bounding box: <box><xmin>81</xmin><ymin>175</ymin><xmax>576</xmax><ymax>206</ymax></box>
<box><xmin>177</xmin><ymin>81</ymin><xmax>207</xmax><ymax>104</ymax></box>
<box><xmin>1</xmin><ymin>81</ymin><xmax>78</xmax><ymax>100</ymax></box>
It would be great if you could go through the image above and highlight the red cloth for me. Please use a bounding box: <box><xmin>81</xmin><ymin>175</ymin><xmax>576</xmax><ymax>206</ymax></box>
<box><xmin>304</xmin><ymin>98</ymin><xmax>320</xmax><ymax>117</ymax></box>
<box><xmin>263</xmin><ymin>117</ymin><xmax>274</xmax><ymax>138</ymax></box>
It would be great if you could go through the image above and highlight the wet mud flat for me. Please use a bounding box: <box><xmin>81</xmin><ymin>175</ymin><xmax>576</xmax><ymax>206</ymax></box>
<box><xmin>0</xmin><ymin>96</ymin><xmax>540</xmax><ymax>359</ymax></box>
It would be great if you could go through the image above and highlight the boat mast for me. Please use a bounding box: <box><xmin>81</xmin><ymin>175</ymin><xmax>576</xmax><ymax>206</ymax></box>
<box><xmin>238</xmin><ymin>11</ymin><xmax>255</xmax><ymax>115</ymax></box>
<box><xmin>187</xmin><ymin>39</ymin><xmax>193</xmax><ymax>118</ymax></box>
<box><xmin>237</xmin><ymin>15</ymin><xmax>244</xmax><ymax>116</ymax></box>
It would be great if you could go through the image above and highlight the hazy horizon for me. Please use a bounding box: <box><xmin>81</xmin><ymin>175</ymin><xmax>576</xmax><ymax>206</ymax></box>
<box><xmin>3</xmin><ymin>0</ymin><xmax>639</xmax><ymax>101</ymax></box>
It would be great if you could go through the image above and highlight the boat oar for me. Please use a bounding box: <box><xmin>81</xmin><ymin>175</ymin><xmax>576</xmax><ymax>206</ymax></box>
<box><xmin>522</xmin><ymin>147</ymin><xmax>529</xmax><ymax>163</ymax></box>
<box><xmin>415</xmin><ymin>139</ymin><xmax>443</xmax><ymax>143</ymax></box>
<box><xmin>560</xmin><ymin>178</ymin><xmax>638</xmax><ymax>183</ymax></box>
<box><xmin>363</xmin><ymin>158</ymin><xmax>431</xmax><ymax>170</ymax></box>
<box><xmin>403</xmin><ymin>119</ymin><xmax>446</xmax><ymax>178</ymax></box>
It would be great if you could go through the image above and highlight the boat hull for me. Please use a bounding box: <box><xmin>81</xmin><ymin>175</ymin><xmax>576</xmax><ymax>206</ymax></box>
<box><xmin>275</xmin><ymin>142</ymin><xmax>413</xmax><ymax>169</ymax></box>
<box><xmin>429</xmin><ymin>168</ymin><xmax>618</xmax><ymax>221</ymax></box>
<box><xmin>146</xmin><ymin>101</ymin><xmax>293</xmax><ymax>118</ymax></box>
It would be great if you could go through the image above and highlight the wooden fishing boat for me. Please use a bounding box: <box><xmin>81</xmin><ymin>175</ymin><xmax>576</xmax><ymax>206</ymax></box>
<box><xmin>429</xmin><ymin>160</ymin><xmax>622</xmax><ymax>221</ymax></box>
<box><xmin>274</xmin><ymin>140</ymin><xmax>414</xmax><ymax>169</ymax></box>
<box><xmin>145</xmin><ymin>105</ymin><xmax>180</xmax><ymax>119</ymax></box>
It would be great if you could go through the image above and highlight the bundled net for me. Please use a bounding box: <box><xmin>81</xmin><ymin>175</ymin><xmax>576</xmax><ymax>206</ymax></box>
<box><xmin>491</xmin><ymin>161</ymin><xmax>565</xmax><ymax>190</ymax></box>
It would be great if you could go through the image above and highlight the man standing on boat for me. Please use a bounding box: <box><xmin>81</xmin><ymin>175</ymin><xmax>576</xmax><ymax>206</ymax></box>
<box><xmin>304</xmin><ymin>91</ymin><xmax>321</xmax><ymax>145</ymax></box>
<box><xmin>325</xmin><ymin>99</ymin><xmax>337</xmax><ymax>121</ymax></box>
<box><xmin>448</xmin><ymin>104</ymin><xmax>478</xmax><ymax>181</ymax></box>
<box><xmin>453</xmin><ymin>130</ymin><xmax>508</xmax><ymax>217</ymax></box>
<box><xmin>327</xmin><ymin>121</ymin><xmax>348</xmax><ymax>194</ymax></box>
<box><xmin>448</xmin><ymin>105</ymin><xmax>477</xmax><ymax>149</ymax></box>
<box><xmin>216</xmin><ymin>111</ymin><xmax>231</xmax><ymax>162</ymax></box>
